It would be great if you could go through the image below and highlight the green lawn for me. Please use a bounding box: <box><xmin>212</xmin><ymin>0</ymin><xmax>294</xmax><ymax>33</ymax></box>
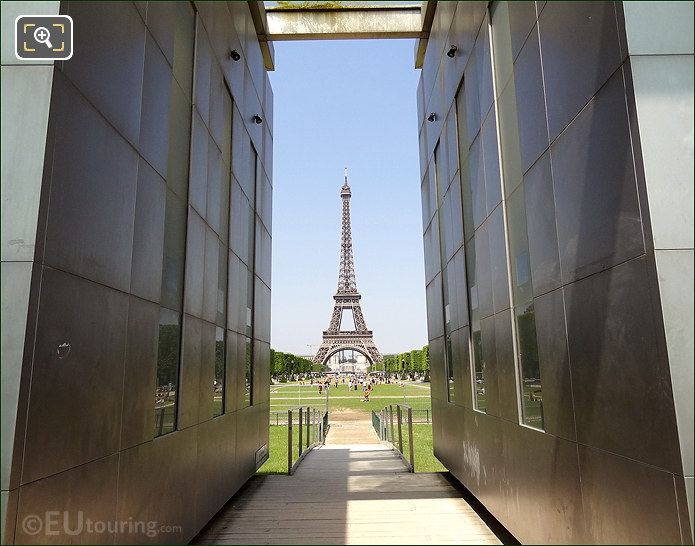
<box><xmin>269</xmin><ymin>381</ymin><xmax>432</xmax><ymax>416</ymax></box>
<box><xmin>259</xmin><ymin>381</ymin><xmax>443</xmax><ymax>475</ymax></box>
<box><xmin>411</xmin><ymin>424</ymin><xmax>446</xmax><ymax>472</ymax></box>
<box><xmin>257</xmin><ymin>422</ymin><xmax>445</xmax><ymax>475</ymax></box>
<box><xmin>257</xmin><ymin>425</ymin><xmax>291</xmax><ymax>474</ymax></box>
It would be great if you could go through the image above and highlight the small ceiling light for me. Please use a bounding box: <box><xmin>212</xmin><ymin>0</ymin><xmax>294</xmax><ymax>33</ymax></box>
<box><xmin>230</xmin><ymin>49</ymin><xmax>241</xmax><ymax>61</ymax></box>
<box><xmin>427</xmin><ymin>113</ymin><xmax>436</xmax><ymax>122</ymax></box>
<box><xmin>253</xmin><ymin>114</ymin><xmax>263</xmax><ymax>124</ymax></box>
<box><xmin>447</xmin><ymin>45</ymin><xmax>457</xmax><ymax>58</ymax></box>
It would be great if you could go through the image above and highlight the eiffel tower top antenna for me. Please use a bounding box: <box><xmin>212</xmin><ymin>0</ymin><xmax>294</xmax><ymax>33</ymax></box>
<box><xmin>338</xmin><ymin>166</ymin><xmax>356</xmax><ymax>293</ymax></box>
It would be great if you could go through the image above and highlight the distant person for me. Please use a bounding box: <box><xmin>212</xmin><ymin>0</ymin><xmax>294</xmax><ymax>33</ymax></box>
<box><xmin>363</xmin><ymin>384</ymin><xmax>373</xmax><ymax>402</ymax></box>
<box><xmin>318</xmin><ymin>383</ymin><xmax>322</xmax><ymax>395</ymax></box>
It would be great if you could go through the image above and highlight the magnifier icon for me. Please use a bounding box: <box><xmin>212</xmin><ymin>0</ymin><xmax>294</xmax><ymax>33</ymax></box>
<box><xmin>33</xmin><ymin>26</ymin><xmax>53</xmax><ymax>49</ymax></box>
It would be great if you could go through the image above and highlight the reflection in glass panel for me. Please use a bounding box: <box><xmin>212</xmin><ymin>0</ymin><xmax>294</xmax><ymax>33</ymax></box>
<box><xmin>469</xmin><ymin>135</ymin><xmax>485</xmax><ymax>230</ymax></box>
<box><xmin>443</xmin><ymin>271</ymin><xmax>455</xmax><ymax>404</ymax></box>
<box><xmin>217</xmin><ymin>240</ymin><xmax>228</xmax><ymax>327</ymax></box>
<box><xmin>213</xmin><ymin>326</ymin><xmax>225</xmax><ymax>417</ymax></box>
<box><xmin>435</xmin><ymin>138</ymin><xmax>446</xmax><ymax>201</ymax></box>
<box><xmin>497</xmin><ymin>79</ymin><xmax>523</xmax><ymax>197</ymax></box>
<box><xmin>244</xmin><ymin>336</ymin><xmax>253</xmax><ymax>407</ymax></box>
<box><xmin>457</xmin><ymin>99</ymin><xmax>476</xmax><ymax>248</ymax></box>
<box><xmin>482</xmin><ymin>109</ymin><xmax>502</xmax><ymax>211</ymax></box>
<box><xmin>490</xmin><ymin>7</ymin><xmax>544</xmax><ymax>430</ymax></box>
<box><xmin>167</xmin><ymin>79</ymin><xmax>193</xmax><ymax>200</ymax></box>
<box><xmin>246</xmin><ymin>270</ymin><xmax>254</xmax><ymax>338</ymax></box>
<box><xmin>155</xmin><ymin>308</ymin><xmax>181</xmax><ymax>437</ymax></box>
<box><xmin>445</xmin><ymin>331</ymin><xmax>454</xmax><ymax>402</ymax></box>
<box><xmin>245</xmin><ymin>148</ymin><xmax>258</xmax><ymax>267</ymax></box>
<box><xmin>471</xmin><ymin>315</ymin><xmax>485</xmax><ymax>412</ymax></box>
<box><xmin>466</xmin><ymin>239</ymin><xmax>486</xmax><ymax>412</ymax></box>
<box><xmin>435</xmin><ymin>142</ymin><xmax>455</xmax><ymax>404</ymax></box>
<box><xmin>172</xmin><ymin>1</ymin><xmax>195</xmax><ymax>98</ymax></box>
<box><xmin>160</xmin><ymin>190</ymin><xmax>187</xmax><ymax>311</ymax></box>
<box><xmin>490</xmin><ymin>1</ymin><xmax>513</xmax><ymax>96</ymax></box>
<box><xmin>516</xmin><ymin>302</ymin><xmax>542</xmax><ymax>427</ymax></box>
<box><xmin>219</xmin><ymin>159</ymin><xmax>231</xmax><ymax>244</ymax></box>
<box><xmin>507</xmin><ymin>186</ymin><xmax>532</xmax><ymax>304</ymax></box>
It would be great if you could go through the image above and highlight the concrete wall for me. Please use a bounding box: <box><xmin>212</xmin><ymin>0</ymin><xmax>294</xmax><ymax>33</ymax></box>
<box><xmin>622</xmin><ymin>1</ymin><xmax>694</xmax><ymax>534</ymax></box>
<box><xmin>418</xmin><ymin>2</ymin><xmax>693</xmax><ymax>543</ymax></box>
<box><xmin>1</xmin><ymin>2</ymin><xmax>60</xmax><ymax>543</ymax></box>
<box><xmin>1</xmin><ymin>1</ymin><xmax>272</xmax><ymax>543</ymax></box>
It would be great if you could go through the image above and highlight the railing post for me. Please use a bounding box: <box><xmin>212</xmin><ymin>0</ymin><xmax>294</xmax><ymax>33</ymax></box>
<box><xmin>298</xmin><ymin>407</ymin><xmax>303</xmax><ymax>458</ymax></box>
<box><xmin>389</xmin><ymin>404</ymin><xmax>395</xmax><ymax>444</ymax></box>
<box><xmin>306</xmin><ymin>406</ymin><xmax>310</xmax><ymax>449</ymax></box>
<box><xmin>397</xmin><ymin>405</ymin><xmax>403</xmax><ymax>455</ymax></box>
<box><xmin>408</xmin><ymin>406</ymin><xmax>414</xmax><ymax>472</ymax></box>
<box><xmin>288</xmin><ymin>409</ymin><xmax>293</xmax><ymax>475</ymax></box>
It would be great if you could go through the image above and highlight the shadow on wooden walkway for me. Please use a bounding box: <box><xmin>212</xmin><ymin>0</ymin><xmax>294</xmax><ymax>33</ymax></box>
<box><xmin>193</xmin><ymin>417</ymin><xmax>505</xmax><ymax>545</ymax></box>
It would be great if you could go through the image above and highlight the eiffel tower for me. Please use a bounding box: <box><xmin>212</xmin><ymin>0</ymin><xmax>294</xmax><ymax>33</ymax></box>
<box><xmin>314</xmin><ymin>169</ymin><xmax>382</xmax><ymax>367</ymax></box>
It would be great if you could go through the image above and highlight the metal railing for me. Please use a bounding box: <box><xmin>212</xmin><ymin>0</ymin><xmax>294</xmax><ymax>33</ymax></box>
<box><xmin>272</xmin><ymin>408</ymin><xmax>430</xmax><ymax>425</ymax></box>
<box><xmin>287</xmin><ymin>406</ymin><xmax>328</xmax><ymax>475</ymax></box>
<box><xmin>374</xmin><ymin>404</ymin><xmax>414</xmax><ymax>472</ymax></box>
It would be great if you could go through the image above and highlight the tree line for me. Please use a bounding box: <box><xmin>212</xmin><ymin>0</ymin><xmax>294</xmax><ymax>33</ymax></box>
<box><xmin>269</xmin><ymin>345</ymin><xmax>430</xmax><ymax>381</ymax></box>
<box><xmin>270</xmin><ymin>350</ymin><xmax>327</xmax><ymax>379</ymax></box>
<box><xmin>370</xmin><ymin>345</ymin><xmax>430</xmax><ymax>379</ymax></box>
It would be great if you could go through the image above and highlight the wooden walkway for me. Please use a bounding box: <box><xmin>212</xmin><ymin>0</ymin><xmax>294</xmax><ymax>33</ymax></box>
<box><xmin>194</xmin><ymin>417</ymin><xmax>502</xmax><ymax>545</ymax></box>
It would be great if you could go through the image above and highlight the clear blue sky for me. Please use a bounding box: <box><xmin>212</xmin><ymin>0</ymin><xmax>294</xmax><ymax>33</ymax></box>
<box><xmin>268</xmin><ymin>39</ymin><xmax>426</xmax><ymax>355</ymax></box>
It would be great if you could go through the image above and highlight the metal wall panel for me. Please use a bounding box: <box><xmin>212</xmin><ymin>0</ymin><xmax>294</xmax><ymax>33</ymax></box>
<box><xmin>4</xmin><ymin>1</ymin><xmax>273</xmax><ymax>542</ymax></box>
<box><xmin>23</xmin><ymin>267</ymin><xmax>128</xmax><ymax>483</ymax></box>
<box><xmin>419</xmin><ymin>2</ymin><xmax>689</xmax><ymax>542</ymax></box>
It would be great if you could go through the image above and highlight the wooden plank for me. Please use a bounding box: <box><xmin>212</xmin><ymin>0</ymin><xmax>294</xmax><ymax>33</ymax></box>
<box><xmin>194</xmin><ymin>420</ymin><xmax>501</xmax><ymax>545</ymax></box>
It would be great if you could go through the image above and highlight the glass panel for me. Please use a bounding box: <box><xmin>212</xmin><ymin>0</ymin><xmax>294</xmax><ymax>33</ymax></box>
<box><xmin>246</xmin><ymin>151</ymin><xmax>257</xmax><ymax>268</ymax></box>
<box><xmin>213</xmin><ymin>326</ymin><xmax>225</xmax><ymax>417</ymax></box>
<box><xmin>468</xmin><ymin>134</ymin><xmax>486</xmax><ymax>230</ymax></box>
<box><xmin>160</xmin><ymin>190</ymin><xmax>187</xmax><ymax>311</ymax></box>
<box><xmin>244</xmin><ymin>336</ymin><xmax>253</xmax><ymax>407</ymax></box>
<box><xmin>436</xmin><ymin>143</ymin><xmax>455</xmax><ymax>404</ymax></box>
<box><xmin>219</xmin><ymin>158</ymin><xmax>231</xmax><ymax>245</ymax></box>
<box><xmin>456</xmin><ymin>86</ymin><xmax>472</xmax><ymax>162</ymax></box>
<box><xmin>497</xmin><ymin>79</ymin><xmax>523</xmax><ymax>197</ymax></box>
<box><xmin>491</xmin><ymin>7</ymin><xmax>544</xmax><ymax>430</ymax></box>
<box><xmin>466</xmin><ymin>237</ymin><xmax>486</xmax><ymax>412</ymax></box>
<box><xmin>433</xmin><ymin>141</ymin><xmax>443</xmax><ymax>198</ymax></box>
<box><xmin>471</xmin><ymin>315</ymin><xmax>485</xmax><ymax>412</ymax></box>
<box><xmin>172</xmin><ymin>1</ymin><xmax>195</xmax><ymax>99</ymax></box>
<box><xmin>217</xmin><ymin>240</ymin><xmax>228</xmax><ymax>326</ymax></box>
<box><xmin>446</xmin><ymin>332</ymin><xmax>454</xmax><ymax>401</ymax></box>
<box><xmin>482</xmin><ymin>108</ymin><xmax>502</xmax><ymax>212</ymax></box>
<box><xmin>167</xmin><ymin>78</ymin><xmax>192</xmax><ymax>200</ymax></box>
<box><xmin>490</xmin><ymin>1</ymin><xmax>514</xmax><ymax>95</ymax></box>
<box><xmin>206</xmin><ymin>139</ymin><xmax>222</xmax><ymax>234</ymax></box>
<box><xmin>516</xmin><ymin>302</ymin><xmax>542</xmax><ymax>427</ymax></box>
<box><xmin>460</xmin><ymin>156</ymin><xmax>474</xmax><ymax>243</ymax></box>
<box><xmin>155</xmin><ymin>308</ymin><xmax>180</xmax><ymax>437</ymax></box>
<box><xmin>443</xmin><ymin>269</ymin><xmax>454</xmax><ymax>404</ymax></box>
<box><xmin>507</xmin><ymin>185</ymin><xmax>533</xmax><ymax>304</ymax></box>
<box><xmin>246</xmin><ymin>269</ymin><xmax>254</xmax><ymax>338</ymax></box>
